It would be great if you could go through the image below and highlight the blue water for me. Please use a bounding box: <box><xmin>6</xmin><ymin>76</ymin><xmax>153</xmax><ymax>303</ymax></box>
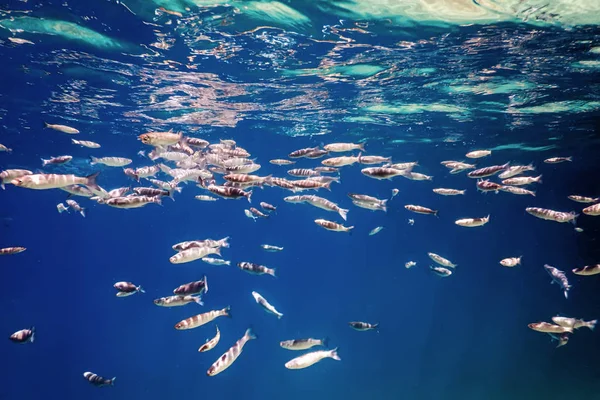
<box><xmin>2</xmin><ymin>1</ymin><xmax>600</xmax><ymax>399</ymax></box>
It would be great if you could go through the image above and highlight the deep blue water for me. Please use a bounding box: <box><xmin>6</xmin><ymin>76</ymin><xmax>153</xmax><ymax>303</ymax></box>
<box><xmin>1</xmin><ymin>1</ymin><xmax>600</xmax><ymax>399</ymax></box>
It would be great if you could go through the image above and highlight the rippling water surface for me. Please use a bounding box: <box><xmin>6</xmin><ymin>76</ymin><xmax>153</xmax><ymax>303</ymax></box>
<box><xmin>1</xmin><ymin>1</ymin><xmax>599</xmax><ymax>399</ymax></box>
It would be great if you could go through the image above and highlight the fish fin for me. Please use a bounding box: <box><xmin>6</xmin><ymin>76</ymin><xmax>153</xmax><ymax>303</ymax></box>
<box><xmin>372</xmin><ymin>323</ymin><xmax>380</xmax><ymax>330</ymax></box>
<box><xmin>339</xmin><ymin>208</ymin><xmax>349</xmax><ymax>221</ymax></box>
<box><xmin>30</xmin><ymin>326</ymin><xmax>35</xmax><ymax>343</ymax></box>
<box><xmin>138</xmin><ymin>286</ymin><xmax>145</xmax><ymax>294</ymax></box>
<box><xmin>203</xmin><ymin>275</ymin><xmax>208</xmax><ymax>294</ymax></box>
<box><xmin>536</xmin><ymin>175</ymin><xmax>542</xmax><ymax>184</ymax></box>
<box><xmin>193</xmin><ymin>296</ymin><xmax>203</xmax><ymax>306</ymax></box>
<box><xmin>80</xmin><ymin>208</ymin><xmax>86</xmax><ymax>218</ymax></box>
<box><xmin>330</xmin><ymin>347</ymin><xmax>341</xmax><ymax>361</ymax></box>
<box><xmin>269</xmin><ymin>268</ymin><xmax>277</xmax><ymax>278</ymax></box>
<box><xmin>587</xmin><ymin>320</ymin><xmax>597</xmax><ymax>331</ymax></box>
<box><xmin>89</xmin><ymin>156</ymin><xmax>98</xmax><ymax>165</ymax></box>
<box><xmin>84</xmin><ymin>172</ymin><xmax>101</xmax><ymax>192</ymax></box>
<box><xmin>277</xmin><ymin>313</ymin><xmax>284</xmax><ymax>319</ymax></box>
<box><xmin>223</xmin><ymin>305</ymin><xmax>232</xmax><ymax>318</ymax></box>
<box><xmin>110</xmin><ymin>377</ymin><xmax>116</xmax><ymax>386</ymax></box>
<box><xmin>213</xmin><ymin>247</ymin><xmax>221</xmax><ymax>256</ymax></box>
<box><xmin>245</xmin><ymin>327</ymin><xmax>257</xmax><ymax>340</ymax></box>
<box><xmin>247</xmin><ymin>190</ymin><xmax>253</xmax><ymax>203</ymax></box>
<box><xmin>324</xmin><ymin>181</ymin><xmax>332</xmax><ymax>191</ymax></box>
<box><xmin>322</xmin><ymin>337</ymin><xmax>329</xmax><ymax>347</ymax></box>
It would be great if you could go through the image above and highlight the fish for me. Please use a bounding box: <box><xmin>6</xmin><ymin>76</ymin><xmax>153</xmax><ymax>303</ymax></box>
<box><xmin>172</xmin><ymin>238</ymin><xmax>228</xmax><ymax>252</ymax></box>
<box><xmin>500</xmin><ymin>186</ymin><xmax>536</xmax><ymax>196</ymax></box>
<box><xmin>314</xmin><ymin>219</ymin><xmax>354</xmax><ymax>232</ymax></box>
<box><xmin>349</xmin><ymin>321</ymin><xmax>378</xmax><ymax>331</ymax></box>
<box><xmin>583</xmin><ymin>203</ymin><xmax>600</xmax><ymax>216</ymax></box>
<box><xmin>430</xmin><ymin>265</ymin><xmax>453</xmax><ymax>277</ymax></box>
<box><xmin>138</xmin><ymin>131</ymin><xmax>182</xmax><ymax>146</ymax></box>
<box><xmin>0</xmin><ymin>247</ymin><xmax>26</xmax><ymax>255</ymax></box>
<box><xmin>498</xmin><ymin>164</ymin><xmax>536</xmax><ymax>179</ymax></box>
<box><xmin>175</xmin><ymin>306</ymin><xmax>231</xmax><ymax>330</ymax></box>
<box><xmin>8</xmin><ymin>37</ymin><xmax>34</xmax><ymax>45</ymax></box>
<box><xmin>476</xmin><ymin>180</ymin><xmax>503</xmax><ymax>193</ymax></box>
<box><xmin>57</xmin><ymin>203</ymin><xmax>68</xmax><ymax>213</ymax></box>
<box><xmin>500</xmin><ymin>257</ymin><xmax>522</xmax><ymax>267</ymax></box>
<box><xmin>199</xmin><ymin>326</ymin><xmax>221</xmax><ymax>352</ymax></box>
<box><xmin>287</xmin><ymin>168</ymin><xmax>321</xmax><ymax>177</ymax></box>
<box><xmin>391</xmin><ymin>188</ymin><xmax>399</xmax><ymax>198</ymax></box>
<box><xmin>237</xmin><ymin>262</ymin><xmax>276</xmax><ymax>277</ymax></box>
<box><xmin>207</xmin><ymin>184</ymin><xmax>252</xmax><ymax>202</ymax></box>
<box><xmin>44</xmin><ymin>122</ymin><xmax>79</xmax><ymax>134</ymax></box>
<box><xmin>90</xmin><ymin>156</ymin><xmax>132</xmax><ymax>167</ymax></box>
<box><xmin>173</xmin><ymin>277</ymin><xmax>208</xmax><ymax>296</ymax></box>
<box><xmin>568</xmin><ymin>195</ymin><xmax>599</xmax><ymax>203</ymax></box>
<box><xmin>0</xmin><ymin>169</ymin><xmax>32</xmax><ymax>189</ymax></box>
<box><xmin>11</xmin><ymin>172</ymin><xmax>100</xmax><ymax>192</ymax></box>
<box><xmin>361</xmin><ymin>167</ymin><xmax>409</xmax><ymax>180</ymax></box>
<box><xmin>245</xmin><ymin>209</ymin><xmax>257</xmax><ymax>221</ymax></box>
<box><xmin>526</xmin><ymin>207</ymin><xmax>578</xmax><ymax>223</ymax></box>
<box><xmin>408</xmin><ymin>219</ymin><xmax>415</xmax><ymax>225</ymax></box>
<box><xmin>113</xmin><ymin>281</ymin><xmax>144</xmax><ymax>297</ymax></box>
<box><xmin>83</xmin><ymin>372</ymin><xmax>115</xmax><ymax>387</ymax></box>
<box><xmin>251</xmin><ymin>291</ymin><xmax>283</xmax><ymax>319</ymax></box>
<box><xmin>104</xmin><ymin>195</ymin><xmax>161</xmax><ymax>209</ymax></box>
<box><xmin>323</xmin><ymin>143</ymin><xmax>364</xmax><ymax>152</ymax></box>
<box><xmin>404</xmin><ymin>172</ymin><xmax>433</xmax><ymax>181</ymax></box>
<box><xmin>135</xmin><ymin>165</ymin><xmax>161</xmax><ymax>179</ymax></box>
<box><xmin>574</xmin><ymin>227</ymin><xmax>584</xmax><ymax>233</ymax></box>
<box><xmin>9</xmin><ymin>327</ymin><xmax>35</xmax><ymax>344</ymax></box>
<box><xmin>387</xmin><ymin>162</ymin><xmax>419</xmax><ymax>170</ymax></box>
<box><xmin>195</xmin><ymin>195</ymin><xmax>218</xmax><ymax>201</ymax></box>
<box><xmin>433</xmin><ymin>188</ymin><xmax>466</xmax><ymax>196</ymax></box>
<box><xmin>60</xmin><ymin>185</ymin><xmax>94</xmax><ymax>198</ymax></box>
<box><xmin>544</xmin><ymin>264</ymin><xmax>571</xmax><ymax>299</ymax></box>
<box><xmin>170</xmin><ymin>246</ymin><xmax>221</xmax><ymax>264</ymax></box>
<box><xmin>467</xmin><ymin>163</ymin><xmax>509</xmax><ymax>178</ymax></box>
<box><xmin>501</xmin><ymin>175</ymin><xmax>542</xmax><ymax>186</ymax></box>
<box><xmin>207</xmin><ymin>328</ymin><xmax>256</xmax><ymax>376</ymax></box>
<box><xmin>289</xmin><ymin>147</ymin><xmax>321</xmax><ymax>158</ymax></box>
<box><xmin>428</xmin><ymin>253</ymin><xmax>457</xmax><ymax>268</ymax></box>
<box><xmin>133</xmin><ymin>187</ymin><xmax>175</xmax><ymax>200</ymax></box>
<box><xmin>404</xmin><ymin>205</ymin><xmax>438</xmax><ymax>216</ymax></box>
<box><xmin>270</xmin><ymin>159</ymin><xmax>295</xmax><ymax>165</ymax></box>
<box><xmin>369</xmin><ymin>226</ymin><xmax>384</xmax><ymax>236</ymax></box>
<box><xmin>285</xmin><ymin>195</ymin><xmax>348</xmax><ymax>220</ymax></box>
<box><xmin>71</xmin><ymin>139</ymin><xmax>100</xmax><ymax>148</ymax></box>
<box><xmin>261</xmin><ymin>244</ymin><xmax>283</xmax><ymax>252</ymax></box>
<box><xmin>405</xmin><ymin>261</ymin><xmax>417</xmax><ymax>269</ymax></box>
<box><xmin>201</xmin><ymin>257</ymin><xmax>231</xmax><ymax>266</ymax></box>
<box><xmin>285</xmin><ymin>348</ymin><xmax>340</xmax><ymax>370</ymax></box>
<box><xmin>249</xmin><ymin>207</ymin><xmax>269</xmax><ymax>219</ymax></box>
<box><xmin>41</xmin><ymin>155</ymin><xmax>72</xmax><ymax>166</ymax></box>
<box><xmin>65</xmin><ymin>199</ymin><xmax>85</xmax><ymax>217</ymax></box>
<box><xmin>186</xmin><ymin>137</ymin><xmax>210</xmax><ymax>148</ymax></box>
<box><xmin>358</xmin><ymin>155</ymin><xmax>391</xmax><ymax>165</ymax></box>
<box><xmin>321</xmin><ymin>155</ymin><xmax>360</xmax><ymax>167</ymax></box>
<box><xmin>572</xmin><ymin>264</ymin><xmax>600</xmax><ymax>276</ymax></box>
<box><xmin>552</xmin><ymin>316</ymin><xmax>597</xmax><ymax>330</ymax></box>
<box><xmin>544</xmin><ymin>157</ymin><xmax>572</xmax><ymax>164</ymax></box>
<box><xmin>528</xmin><ymin>322</ymin><xmax>573</xmax><ymax>334</ymax></box>
<box><xmin>314</xmin><ymin>166</ymin><xmax>339</xmax><ymax>174</ymax></box>
<box><xmin>280</xmin><ymin>338</ymin><xmax>327</xmax><ymax>351</ymax></box>
<box><xmin>455</xmin><ymin>216</ymin><xmax>490</xmax><ymax>227</ymax></box>
<box><xmin>465</xmin><ymin>150</ymin><xmax>491</xmax><ymax>159</ymax></box>
<box><xmin>154</xmin><ymin>295</ymin><xmax>203</xmax><ymax>307</ymax></box>
<box><xmin>547</xmin><ymin>332</ymin><xmax>570</xmax><ymax>348</ymax></box>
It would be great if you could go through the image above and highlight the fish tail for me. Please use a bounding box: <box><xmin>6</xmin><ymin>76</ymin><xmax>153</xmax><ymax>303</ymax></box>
<box><xmin>359</xmin><ymin>142</ymin><xmax>366</xmax><ymax>152</ymax></box>
<box><xmin>322</xmin><ymin>337</ymin><xmax>329</xmax><ymax>347</ymax></box>
<box><xmin>30</xmin><ymin>326</ymin><xmax>35</xmax><ymax>343</ymax></box>
<box><xmin>84</xmin><ymin>172</ymin><xmax>101</xmax><ymax>192</ymax></box>
<box><xmin>324</xmin><ymin>181</ymin><xmax>332</xmax><ymax>191</ymax></box>
<box><xmin>110</xmin><ymin>377</ymin><xmax>116</xmax><ymax>386</ymax></box>
<box><xmin>137</xmin><ymin>286</ymin><xmax>145</xmax><ymax>294</ymax></box>
<box><xmin>247</xmin><ymin>190</ymin><xmax>253</xmax><ymax>203</ymax></box>
<box><xmin>43</xmin><ymin>122</ymin><xmax>50</xmax><ymax>129</ymax></box>
<box><xmin>330</xmin><ymin>347</ymin><xmax>341</xmax><ymax>361</ymax></box>
<box><xmin>41</xmin><ymin>158</ymin><xmax>48</xmax><ymax>166</ymax></box>
<box><xmin>89</xmin><ymin>156</ymin><xmax>98</xmax><ymax>165</ymax></box>
<box><xmin>213</xmin><ymin>247</ymin><xmax>221</xmax><ymax>256</ymax></box>
<box><xmin>339</xmin><ymin>208</ymin><xmax>349</xmax><ymax>221</ymax></box>
<box><xmin>586</xmin><ymin>320</ymin><xmax>597</xmax><ymax>331</ymax></box>
<box><xmin>168</xmin><ymin>190</ymin><xmax>176</xmax><ymax>201</ymax></box>
<box><xmin>80</xmin><ymin>208</ymin><xmax>86</xmax><ymax>218</ymax></box>
<box><xmin>223</xmin><ymin>306</ymin><xmax>232</xmax><ymax>318</ymax></box>
<box><xmin>193</xmin><ymin>296</ymin><xmax>203</xmax><ymax>306</ymax></box>
<box><xmin>245</xmin><ymin>327</ymin><xmax>257</xmax><ymax>340</ymax></box>
<box><xmin>372</xmin><ymin>323</ymin><xmax>380</xmax><ymax>330</ymax></box>
<box><xmin>269</xmin><ymin>268</ymin><xmax>277</xmax><ymax>278</ymax></box>
<box><xmin>536</xmin><ymin>174</ymin><xmax>543</xmax><ymax>183</ymax></box>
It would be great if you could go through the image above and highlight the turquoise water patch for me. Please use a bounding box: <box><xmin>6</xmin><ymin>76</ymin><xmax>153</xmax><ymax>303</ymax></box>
<box><xmin>364</xmin><ymin>103</ymin><xmax>467</xmax><ymax>114</ymax></box>
<box><xmin>512</xmin><ymin>100</ymin><xmax>600</xmax><ymax>114</ymax></box>
<box><xmin>284</xmin><ymin>64</ymin><xmax>385</xmax><ymax>79</ymax></box>
<box><xmin>489</xmin><ymin>143</ymin><xmax>558</xmax><ymax>152</ymax></box>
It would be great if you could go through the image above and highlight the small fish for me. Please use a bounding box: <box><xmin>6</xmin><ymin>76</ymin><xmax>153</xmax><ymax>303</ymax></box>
<box><xmin>433</xmin><ymin>188</ymin><xmax>466</xmax><ymax>196</ymax></box>
<box><xmin>574</xmin><ymin>227</ymin><xmax>584</xmax><ymax>233</ymax></box>
<box><xmin>83</xmin><ymin>372</ymin><xmax>115</xmax><ymax>387</ymax></box>
<box><xmin>175</xmin><ymin>307</ymin><xmax>231</xmax><ymax>330</ymax></box>
<box><xmin>260</xmin><ymin>202</ymin><xmax>277</xmax><ymax>212</ymax></box>
<box><xmin>8</xmin><ymin>37</ymin><xmax>34</xmax><ymax>45</ymax></box>
<box><xmin>572</xmin><ymin>264</ymin><xmax>600</xmax><ymax>276</ymax></box>
<box><xmin>114</xmin><ymin>281</ymin><xmax>145</xmax><ymax>297</ymax></box>
<box><xmin>199</xmin><ymin>326</ymin><xmax>221</xmax><ymax>352</ymax></box>
<box><xmin>270</xmin><ymin>159</ymin><xmax>295</xmax><ymax>165</ymax></box>
<box><xmin>568</xmin><ymin>195</ymin><xmax>599</xmax><ymax>204</ymax></box>
<box><xmin>244</xmin><ymin>209</ymin><xmax>257</xmax><ymax>221</ymax></box>
<box><xmin>391</xmin><ymin>188</ymin><xmax>399</xmax><ymax>198</ymax></box>
<box><xmin>552</xmin><ymin>316</ymin><xmax>597</xmax><ymax>331</ymax></box>
<box><xmin>465</xmin><ymin>150</ymin><xmax>491</xmax><ymax>159</ymax></box>
<box><xmin>324</xmin><ymin>143</ymin><xmax>364</xmax><ymax>152</ymax></box>
<box><xmin>547</xmin><ymin>332</ymin><xmax>570</xmax><ymax>348</ymax></box>
<box><xmin>528</xmin><ymin>322</ymin><xmax>573</xmax><ymax>334</ymax></box>
<box><xmin>430</xmin><ymin>265</ymin><xmax>453</xmax><ymax>277</ymax></box>
<box><xmin>237</xmin><ymin>262</ymin><xmax>276</xmax><ymax>277</ymax></box>
<box><xmin>289</xmin><ymin>147</ymin><xmax>321</xmax><ymax>158</ymax></box>
<box><xmin>44</xmin><ymin>122</ymin><xmax>79</xmax><ymax>134</ymax></box>
<box><xmin>321</xmin><ymin>155</ymin><xmax>360</xmax><ymax>167</ymax></box>
<box><xmin>405</xmin><ymin>261</ymin><xmax>417</xmax><ymax>269</ymax></box>
<box><xmin>11</xmin><ymin>172</ymin><xmax>101</xmax><ymax>192</ymax></box>
<box><xmin>65</xmin><ymin>199</ymin><xmax>85</xmax><ymax>217</ymax></box>
<box><xmin>173</xmin><ymin>276</ymin><xmax>208</xmax><ymax>296</ymax></box>
<box><xmin>71</xmin><ymin>139</ymin><xmax>101</xmax><ymax>149</ymax></box>
<box><xmin>358</xmin><ymin>155</ymin><xmax>391</xmax><ymax>165</ymax></box>
<box><xmin>361</xmin><ymin>167</ymin><xmax>409</xmax><ymax>180</ymax></box>
<box><xmin>408</xmin><ymin>219</ymin><xmax>415</xmax><ymax>225</ymax></box>
<box><xmin>170</xmin><ymin>246</ymin><xmax>221</xmax><ymax>264</ymax></box>
<box><xmin>500</xmin><ymin>256</ymin><xmax>522</xmax><ymax>267</ymax></box>
<box><xmin>41</xmin><ymin>155</ymin><xmax>73</xmax><ymax>166</ymax></box>
<box><xmin>544</xmin><ymin>264</ymin><xmax>571</xmax><ymax>299</ymax></box>
<box><xmin>249</xmin><ymin>207</ymin><xmax>269</xmax><ymax>219</ymax></box>
<box><xmin>207</xmin><ymin>328</ymin><xmax>256</xmax><ymax>376</ymax></box>
<box><xmin>500</xmin><ymin>186</ymin><xmax>536</xmax><ymax>196</ymax></box>
<box><xmin>455</xmin><ymin>216</ymin><xmax>490</xmax><ymax>227</ymax></box>
<box><xmin>104</xmin><ymin>195</ymin><xmax>161</xmax><ymax>209</ymax></box>
<box><xmin>0</xmin><ymin>247</ymin><xmax>26</xmax><ymax>255</ymax></box>
<box><xmin>285</xmin><ymin>348</ymin><xmax>340</xmax><ymax>370</ymax></box>
<box><xmin>208</xmin><ymin>185</ymin><xmax>252</xmax><ymax>202</ymax></box>
<box><xmin>252</xmin><ymin>291</ymin><xmax>283</xmax><ymax>319</ymax></box>
<box><xmin>501</xmin><ymin>175</ymin><xmax>542</xmax><ymax>186</ymax></box>
<box><xmin>498</xmin><ymin>164</ymin><xmax>535</xmax><ymax>179</ymax></box>
<box><xmin>201</xmin><ymin>257</ymin><xmax>231</xmax><ymax>266</ymax></box>
<box><xmin>138</xmin><ymin>131</ymin><xmax>182</xmax><ymax>146</ymax></box>
<box><xmin>314</xmin><ymin>219</ymin><xmax>354</xmax><ymax>232</ymax></box>
<box><xmin>544</xmin><ymin>157</ymin><xmax>572</xmax><ymax>164</ymax></box>
<box><xmin>526</xmin><ymin>207</ymin><xmax>578</xmax><ymax>224</ymax></box>
<box><xmin>428</xmin><ymin>253</ymin><xmax>457</xmax><ymax>268</ymax></box>
<box><xmin>261</xmin><ymin>244</ymin><xmax>283</xmax><ymax>252</ymax></box>
<box><xmin>369</xmin><ymin>226</ymin><xmax>384</xmax><ymax>236</ymax></box>
<box><xmin>467</xmin><ymin>163</ymin><xmax>509</xmax><ymax>178</ymax></box>
<box><xmin>583</xmin><ymin>203</ymin><xmax>600</xmax><ymax>216</ymax></box>
<box><xmin>280</xmin><ymin>338</ymin><xmax>327</xmax><ymax>351</ymax></box>
<box><xmin>9</xmin><ymin>327</ymin><xmax>35</xmax><ymax>344</ymax></box>
<box><xmin>90</xmin><ymin>156</ymin><xmax>132</xmax><ymax>167</ymax></box>
<box><xmin>153</xmin><ymin>295</ymin><xmax>203</xmax><ymax>307</ymax></box>
<box><xmin>405</xmin><ymin>205</ymin><xmax>438</xmax><ymax>216</ymax></box>
<box><xmin>195</xmin><ymin>194</ymin><xmax>218</xmax><ymax>201</ymax></box>
<box><xmin>349</xmin><ymin>321</ymin><xmax>378</xmax><ymax>331</ymax></box>
<box><xmin>476</xmin><ymin>180</ymin><xmax>503</xmax><ymax>193</ymax></box>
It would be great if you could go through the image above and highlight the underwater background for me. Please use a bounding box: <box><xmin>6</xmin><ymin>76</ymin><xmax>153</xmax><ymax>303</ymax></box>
<box><xmin>1</xmin><ymin>1</ymin><xmax>600</xmax><ymax>399</ymax></box>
